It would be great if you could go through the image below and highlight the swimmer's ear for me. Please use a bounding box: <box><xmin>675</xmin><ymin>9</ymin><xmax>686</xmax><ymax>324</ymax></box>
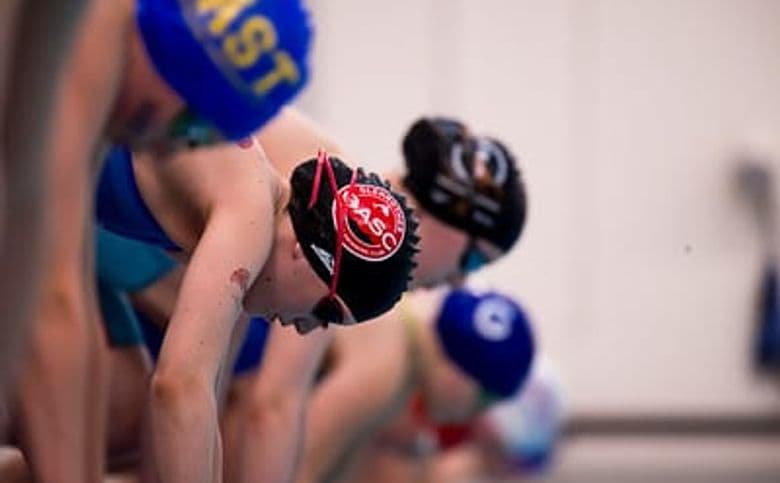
<box><xmin>293</xmin><ymin>242</ymin><xmax>304</xmax><ymax>260</ymax></box>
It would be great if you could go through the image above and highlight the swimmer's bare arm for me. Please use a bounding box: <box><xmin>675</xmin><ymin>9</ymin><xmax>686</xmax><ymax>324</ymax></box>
<box><xmin>220</xmin><ymin>310</ymin><xmax>251</xmax><ymax>407</ymax></box>
<box><xmin>295</xmin><ymin>318</ymin><xmax>407</xmax><ymax>483</ymax></box>
<box><xmin>15</xmin><ymin>3</ymin><xmax>132</xmax><ymax>483</ymax></box>
<box><xmin>236</xmin><ymin>325</ymin><xmax>332</xmax><ymax>483</ymax></box>
<box><xmin>151</xmin><ymin>205</ymin><xmax>272</xmax><ymax>483</ymax></box>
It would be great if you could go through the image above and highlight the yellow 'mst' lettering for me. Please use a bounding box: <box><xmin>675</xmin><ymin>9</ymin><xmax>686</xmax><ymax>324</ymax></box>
<box><xmin>224</xmin><ymin>16</ymin><xmax>278</xmax><ymax>68</ymax></box>
<box><xmin>196</xmin><ymin>0</ymin><xmax>253</xmax><ymax>36</ymax></box>
<box><xmin>253</xmin><ymin>51</ymin><xmax>300</xmax><ymax>95</ymax></box>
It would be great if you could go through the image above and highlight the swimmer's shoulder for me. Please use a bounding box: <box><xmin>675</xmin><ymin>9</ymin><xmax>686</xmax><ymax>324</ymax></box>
<box><xmin>403</xmin><ymin>288</ymin><xmax>447</xmax><ymax>327</ymax></box>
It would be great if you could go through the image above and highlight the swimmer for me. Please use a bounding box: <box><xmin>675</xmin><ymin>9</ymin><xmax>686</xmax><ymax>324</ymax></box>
<box><xmin>0</xmin><ymin>0</ymin><xmax>87</xmax><ymax>404</ymax></box>
<box><xmin>13</xmin><ymin>1</ymin><xmax>313</xmax><ymax>482</ymax></box>
<box><xmin>94</xmin><ymin>140</ymin><xmax>419</xmax><ymax>482</ymax></box>
<box><xmin>95</xmin><ymin>118</ymin><xmax>351</xmax><ymax>483</ymax></box>
<box><xmin>306</xmin><ymin>288</ymin><xmax>535</xmax><ymax>483</ymax></box>
<box><xmin>390</xmin><ymin>356</ymin><xmax>564</xmax><ymax>483</ymax></box>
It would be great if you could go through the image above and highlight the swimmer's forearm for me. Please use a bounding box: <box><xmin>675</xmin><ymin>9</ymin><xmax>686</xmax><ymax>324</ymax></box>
<box><xmin>239</xmin><ymin>329</ymin><xmax>331</xmax><ymax>483</ymax></box>
<box><xmin>296</xmin><ymin>320</ymin><xmax>411</xmax><ymax>483</ymax></box>
<box><xmin>15</xmin><ymin>277</ymin><xmax>108</xmax><ymax>483</ymax></box>
<box><xmin>295</xmin><ymin>375</ymin><xmax>378</xmax><ymax>483</ymax></box>
<box><xmin>239</xmin><ymin>393</ymin><xmax>303</xmax><ymax>483</ymax></box>
<box><xmin>148</xmin><ymin>209</ymin><xmax>266</xmax><ymax>482</ymax></box>
<box><xmin>150</xmin><ymin>375</ymin><xmax>223</xmax><ymax>483</ymax></box>
<box><xmin>15</xmin><ymin>328</ymin><xmax>92</xmax><ymax>483</ymax></box>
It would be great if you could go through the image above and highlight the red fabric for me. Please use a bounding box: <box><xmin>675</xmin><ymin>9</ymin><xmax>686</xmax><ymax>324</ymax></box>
<box><xmin>410</xmin><ymin>393</ymin><xmax>433</xmax><ymax>431</ymax></box>
<box><xmin>411</xmin><ymin>393</ymin><xmax>475</xmax><ymax>450</ymax></box>
<box><xmin>435</xmin><ymin>422</ymin><xmax>474</xmax><ymax>450</ymax></box>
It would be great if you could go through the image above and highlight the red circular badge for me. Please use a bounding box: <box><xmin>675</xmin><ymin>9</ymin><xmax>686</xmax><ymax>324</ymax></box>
<box><xmin>332</xmin><ymin>184</ymin><xmax>407</xmax><ymax>262</ymax></box>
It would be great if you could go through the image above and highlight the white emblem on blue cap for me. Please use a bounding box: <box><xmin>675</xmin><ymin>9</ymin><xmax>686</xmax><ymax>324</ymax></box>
<box><xmin>473</xmin><ymin>296</ymin><xmax>515</xmax><ymax>341</ymax></box>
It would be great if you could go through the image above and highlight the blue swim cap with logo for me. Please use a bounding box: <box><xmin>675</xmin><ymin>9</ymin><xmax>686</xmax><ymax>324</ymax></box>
<box><xmin>137</xmin><ymin>0</ymin><xmax>312</xmax><ymax>140</ymax></box>
<box><xmin>435</xmin><ymin>289</ymin><xmax>535</xmax><ymax>399</ymax></box>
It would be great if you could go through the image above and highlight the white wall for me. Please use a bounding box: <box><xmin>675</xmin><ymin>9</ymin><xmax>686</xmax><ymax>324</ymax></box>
<box><xmin>297</xmin><ymin>0</ymin><xmax>780</xmax><ymax>416</ymax></box>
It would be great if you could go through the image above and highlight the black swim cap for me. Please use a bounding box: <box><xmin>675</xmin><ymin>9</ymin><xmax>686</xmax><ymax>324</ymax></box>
<box><xmin>289</xmin><ymin>155</ymin><xmax>420</xmax><ymax>322</ymax></box>
<box><xmin>402</xmin><ymin>117</ymin><xmax>527</xmax><ymax>252</ymax></box>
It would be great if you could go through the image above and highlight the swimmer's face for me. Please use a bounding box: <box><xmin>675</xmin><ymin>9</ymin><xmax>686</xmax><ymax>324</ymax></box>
<box><xmin>111</xmin><ymin>29</ymin><xmax>225</xmax><ymax>153</ymax></box>
<box><xmin>279</xmin><ymin>288</ymin><xmax>357</xmax><ymax>334</ymax></box>
<box><xmin>262</xmin><ymin>217</ymin><xmax>357</xmax><ymax>334</ymax></box>
<box><xmin>165</xmin><ymin>108</ymin><xmax>225</xmax><ymax>149</ymax></box>
<box><xmin>279</xmin><ymin>297</ymin><xmax>356</xmax><ymax>335</ymax></box>
<box><xmin>109</xmin><ymin>99</ymin><xmax>182</xmax><ymax>151</ymax></box>
<box><xmin>111</xmin><ymin>99</ymin><xmax>225</xmax><ymax>154</ymax></box>
<box><xmin>275</xmin><ymin>311</ymin><xmax>319</xmax><ymax>335</ymax></box>
<box><xmin>278</xmin><ymin>293</ymin><xmax>356</xmax><ymax>335</ymax></box>
<box><xmin>412</xmin><ymin>211</ymin><xmax>503</xmax><ymax>289</ymax></box>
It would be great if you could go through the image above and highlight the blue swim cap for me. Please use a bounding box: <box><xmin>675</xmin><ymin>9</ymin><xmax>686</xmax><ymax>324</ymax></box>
<box><xmin>137</xmin><ymin>0</ymin><xmax>312</xmax><ymax>140</ymax></box>
<box><xmin>435</xmin><ymin>289</ymin><xmax>535</xmax><ymax>398</ymax></box>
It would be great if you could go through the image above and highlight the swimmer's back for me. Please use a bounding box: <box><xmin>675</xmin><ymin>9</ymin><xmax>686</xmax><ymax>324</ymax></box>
<box><xmin>132</xmin><ymin>141</ymin><xmax>284</xmax><ymax>253</ymax></box>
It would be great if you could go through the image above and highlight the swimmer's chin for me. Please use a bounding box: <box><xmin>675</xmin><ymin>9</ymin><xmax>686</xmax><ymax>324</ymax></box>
<box><xmin>294</xmin><ymin>319</ymin><xmax>323</xmax><ymax>335</ymax></box>
<box><xmin>276</xmin><ymin>313</ymin><xmax>323</xmax><ymax>335</ymax></box>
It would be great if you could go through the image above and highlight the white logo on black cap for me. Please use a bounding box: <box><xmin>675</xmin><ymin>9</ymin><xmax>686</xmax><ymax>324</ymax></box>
<box><xmin>310</xmin><ymin>244</ymin><xmax>334</xmax><ymax>275</ymax></box>
<box><xmin>440</xmin><ymin>138</ymin><xmax>506</xmax><ymax>217</ymax></box>
<box><xmin>448</xmin><ymin>138</ymin><xmax>509</xmax><ymax>188</ymax></box>
<box><xmin>449</xmin><ymin>142</ymin><xmax>470</xmax><ymax>182</ymax></box>
<box><xmin>475</xmin><ymin>138</ymin><xmax>509</xmax><ymax>186</ymax></box>
<box><xmin>473</xmin><ymin>296</ymin><xmax>515</xmax><ymax>341</ymax></box>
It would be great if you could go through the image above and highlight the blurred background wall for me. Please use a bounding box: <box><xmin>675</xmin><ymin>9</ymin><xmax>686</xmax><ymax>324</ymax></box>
<box><xmin>294</xmin><ymin>1</ymin><xmax>780</xmax><ymax>479</ymax></box>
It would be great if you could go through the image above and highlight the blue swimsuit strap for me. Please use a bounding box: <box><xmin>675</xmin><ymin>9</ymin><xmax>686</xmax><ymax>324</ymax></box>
<box><xmin>96</xmin><ymin>146</ymin><xmax>181</xmax><ymax>252</ymax></box>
